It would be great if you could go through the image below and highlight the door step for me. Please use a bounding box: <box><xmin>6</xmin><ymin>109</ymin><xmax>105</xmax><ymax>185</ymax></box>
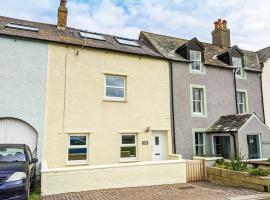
<box><xmin>228</xmin><ymin>193</ymin><xmax>270</xmax><ymax>200</ymax></box>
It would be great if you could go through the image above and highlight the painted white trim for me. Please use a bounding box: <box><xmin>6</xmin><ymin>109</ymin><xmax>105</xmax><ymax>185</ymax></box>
<box><xmin>192</xmin><ymin>128</ymin><xmax>206</xmax><ymax>156</ymax></box>
<box><xmin>246</xmin><ymin>133</ymin><xmax>263</xmax><ymax>159</ymax></box>
<box><xmin>66</xmin><ymin>133</ymin><xmax>89</xmax><ymax>165</ymax></box>
<box><xmin>233</xmin><ymin>57</ymin><xmax>246</xmax><ymax>80</ymax></box>
<box><xmin>41</xmin><ymin>159</ymin><xmax>187</xmax><ymax>173</ymax></box>
<box><xmin>104</xmin><ymin>74</ymin><xmax>126</xmax><ymax>101</ymax></box>
<box><xmin>236</xmin><ymin>89</ymin><xmax>249</xmax><ymax>114</ymax></box>
<box><xmin>120</xmin><ymin>133</ymin><xmax>138</xmax><ymax>162</ymax></box>
<box><xmin>189</xmin><ymin>50</ymin><xmax>205</xmax><ymax>74</ymax></box>
<box><xmin>190</xmin><ymin>84</ymin><xmax>207</xmax><ymax>118</ymax></box>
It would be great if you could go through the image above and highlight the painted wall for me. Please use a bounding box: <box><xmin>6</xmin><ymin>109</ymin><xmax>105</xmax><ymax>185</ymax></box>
<box><xmin>262</xmin><ymin>60</ymin><xmax>270</xmax><ymax>127</ymax></box>
<box><xmin>172</xmin><ymin>62</ymin><xmax>236</xmax><ymax>159</ymax></box>
<box><xmin>236</xmin><ymin>71</ymin><xmax>264</xmax><ymax>120</ymax></box>
<box><xmin>238</xmin><ymin>115</ymin><xmax>270</xmax><ymax>159</ymax></box>
<box><xmin>0</xmin><ymin>37</ymin><xmax>48</xmax><ymax>160</ymax></box>
<box><xmin>44</xmin><ymin>44</ymin><xmax>172</xmax><ymax>168</ymax></box>
<box><xmin>41</xmin><ymin>160</ymin><xmax>186</xmax><ymax>195</ymax></box>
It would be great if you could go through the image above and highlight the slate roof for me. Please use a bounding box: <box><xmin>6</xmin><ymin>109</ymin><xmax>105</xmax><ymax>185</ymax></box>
<box><xmin>257</xmin><ymin>47</ymin><xmax>270</xmax><ymax>63</ymax></box>
<box><xmin>206</xmin><ymin>113</ymin><xmax>253</xmax><ymax>133</ymax></box>
<box><xmin>140</xmin><ymin>31</ymin><xmax>262</xmax><ymax>71</ymax></box>
<box><xmin>0</xmin><ymin>16</ymin><xmax>162</xmax><ymax>58</ymax></box>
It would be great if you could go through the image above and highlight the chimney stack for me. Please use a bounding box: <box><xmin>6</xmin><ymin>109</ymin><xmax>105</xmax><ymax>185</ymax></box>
<box><xmin>57</xmin><ymin>0</ymin><xmax>68</xmax><ymax>30</ymax></box>
<box><xmin>212</xmin><ymin>19</ymin><xmax>231</xmax><ymax>49</ymax></box>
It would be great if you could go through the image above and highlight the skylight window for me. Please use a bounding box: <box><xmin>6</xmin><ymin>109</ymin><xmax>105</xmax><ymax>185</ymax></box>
<box><xmin>115</xmin><ymin>37</ymin><xmax>139</xmax><ymax>47</ymax></box>
<box><xmin>79</xmin><ymin>30</ymin><xmax>105</xmax><ymax>41</ymax></box>
<box><xmin>5</xmin><ymin>23</ymin><xmax>39</xmax><ymax>32</ymax></box>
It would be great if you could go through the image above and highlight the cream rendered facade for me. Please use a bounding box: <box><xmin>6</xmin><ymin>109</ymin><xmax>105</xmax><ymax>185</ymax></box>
<box><xmin>43</xmin><ymin>43</ymin><xmax>173</xmax><ymax>168</ymax></box>
<box><xmin>262</xmin><ymin>59</ymin><xmax>270</xmax><ymax>127</ymax></box>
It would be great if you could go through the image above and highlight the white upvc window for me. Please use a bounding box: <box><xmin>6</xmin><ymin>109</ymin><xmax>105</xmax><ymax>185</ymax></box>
<box><xmin>233</xmin><ymin>57</ymin><xmax>245</xmax><ymax>78</ymax></box>
<box><xmin>67</xmin><ymin>134</ymin><xmax>88</xmax><ymax>164</ymax></box>
<box><xmin>120</xmin><ymin>134</ymin><xmax>137</xmax><ymax>161</ymax></box>
<box><xmin>194</xmin><ymin>132</ymin><xmax>205</xmax><ymax>156</ymax></box>
<box><xmin>105</xmin><ymin>75</ymin><xmax>126</xmax><ymax>101</ymax></box>
<box><xmin>191</xmin><ymin>85</ymin><xmax>207</xmax><ymax>117</ymax></box>
<box><xmin>236</xmin><ymin>90</ymin><xmax>249</xmax><ymax>114</ymax></box>
<box><xmin>190</xmin><ymin>50</ymin><xmax>203</xmax><ymax>73</ymax></box>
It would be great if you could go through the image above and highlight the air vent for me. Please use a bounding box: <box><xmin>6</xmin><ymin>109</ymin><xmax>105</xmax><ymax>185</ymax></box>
<box><xmin>5</xmin><ymin>23</ymin><xmax>39</xmax><ymax>32</ymax></box>
<box><xmin>115</xmin><ymin>37</ymin><xmax>139</xmax><ymax>47</ymax></box>
<box><xmin>79</xmin><ymin>30</ymin><xmax>105</xmax><ymax>41</ymax></box>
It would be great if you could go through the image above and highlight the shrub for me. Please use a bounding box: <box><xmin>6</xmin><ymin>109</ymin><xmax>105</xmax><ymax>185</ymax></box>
<box><xmin>214</xmin><ymin>159</ymin><xmax>231</xmax><ymax>169</ymax></box>
<box><xmin>230</xmin><ymin>155</ymin><xmax>248</xmax><ymax>171</ymax></box>
<box><xmin>249</xmin><ymin>168</ymin><xmax>270</xmax><ymax>176</ymax></box>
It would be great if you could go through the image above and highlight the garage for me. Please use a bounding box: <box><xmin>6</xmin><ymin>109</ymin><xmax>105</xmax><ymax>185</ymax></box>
<box><xmin>0</xmin><ymin>118</ymin><xmax>38</xmax><ymax>157</ymax></box>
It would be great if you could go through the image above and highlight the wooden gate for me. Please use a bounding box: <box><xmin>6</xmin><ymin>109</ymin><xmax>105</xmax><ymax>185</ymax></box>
<box><xmin>187</xmin><ymin>159</ymin><xmax>207</xmax><ymax>182</ymax></box>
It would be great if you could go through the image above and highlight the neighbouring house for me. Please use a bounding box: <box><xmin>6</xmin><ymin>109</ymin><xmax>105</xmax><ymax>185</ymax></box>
<box><xmin>0</xmin><ymin>17</ymin><xmax>48</xmax><ymax>166</ymax></box>
<box><xmin>0</xmin><ymin>1</ymin><xmax>186</xmax><ymax>195</ymax></box>
<box><xmin>141</xmin><ymin>19</ymin><xmax>269</xmax><ymax>160</ymax></box>
<box><xmin>258</xmin><ymin>47</ymin><xmax>270</xmax><ymax>128</ymax></box>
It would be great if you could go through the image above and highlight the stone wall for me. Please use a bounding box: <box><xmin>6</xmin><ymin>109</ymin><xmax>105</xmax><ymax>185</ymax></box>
<box><xmin>207</xmin><ymin>167</ymin><xmax>270</xmax><ymax>192</ymax></box>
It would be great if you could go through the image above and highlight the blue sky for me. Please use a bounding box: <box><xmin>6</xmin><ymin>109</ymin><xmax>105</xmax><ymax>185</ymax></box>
<box><xmin>0</xmin><ymin>0</ymin><xmax>269</xmax><ymax>51</ymax></box>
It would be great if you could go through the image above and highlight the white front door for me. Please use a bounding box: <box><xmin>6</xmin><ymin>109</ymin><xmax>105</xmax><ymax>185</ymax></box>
<box><xmin>152</xmin><ymin>131</ymin><xmax>167</xmax><ymax>161</ymax></box>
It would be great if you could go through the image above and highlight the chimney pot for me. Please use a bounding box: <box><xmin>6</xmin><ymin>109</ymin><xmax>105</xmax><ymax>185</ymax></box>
<box><xmin>212</xmin><ymin>19</ymin><xmax>231</xmax><ymax>49</ymax></box>
<box><xmin>57</xmin><ymin>0</ymin><xmax>68</xmax><ymax>30</ymax></box>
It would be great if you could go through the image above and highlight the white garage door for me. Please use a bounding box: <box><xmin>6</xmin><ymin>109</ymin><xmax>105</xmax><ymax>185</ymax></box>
<box><xmin>0</xmin><ymin>118</ymin><xmax>37</xmax><ymax>157</ymax></box>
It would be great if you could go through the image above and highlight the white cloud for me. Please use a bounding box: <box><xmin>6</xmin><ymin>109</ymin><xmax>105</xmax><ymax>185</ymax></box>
<box><xmin>0</xmin><ymin>0</ymin><xmax>269</xmax><ymax>50</ymax></box>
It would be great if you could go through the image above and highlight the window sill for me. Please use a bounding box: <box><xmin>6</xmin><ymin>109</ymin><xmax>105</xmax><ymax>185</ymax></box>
<box><xmin>119</xmin><ymin>159</ymin><xmax>139</xmax><ymax>163</ymax></box>
<box><xmin>66</xmin><ymin>161</ymin><xmax>89</xmax><ymax>166</ymax></box>
<box><xmin>189</xmin><ymin>70</ymin><xmax>205</xmax><ymax>75</ymax></box>
<box><xmin>191</xmin><ymin>113</ymin><xmax>207</xmax><ymax>118</ymax></box>
<box><xmin>103</xmin><ymin>99</ymin><xmax>128</xmax><ymax>103</ymax></box>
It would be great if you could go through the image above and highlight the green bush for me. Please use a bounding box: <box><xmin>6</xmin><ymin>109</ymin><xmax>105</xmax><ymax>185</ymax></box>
<box><xmin>249</xmin><ymin>168</ymin><xmax>270</xmax><ymax>176</ymax></box>
<box><xmin>230</xmin><ymin>155</ymin><xmax>248</xmax><ymax>172</ymax></box>
<box><xmin>214</xmin><ymin>159</ymin><xmax>231</xmax><ymax>169</ymax></box>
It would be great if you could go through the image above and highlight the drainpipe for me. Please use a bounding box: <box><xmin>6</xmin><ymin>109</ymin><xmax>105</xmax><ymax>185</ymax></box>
<box><xmin>259</xmin><ymin>65</ymin><xmax>265</xmax><ymax>122</ymax></box>
<box><xmin>169</xmin><ymin>60</ymin><xmax>176</xmax><ymax>154</ymax></box>
<box><xmin>233</xmin><ymin>69</ymin><xmax>239</xmax><ymax>114</ymax></box>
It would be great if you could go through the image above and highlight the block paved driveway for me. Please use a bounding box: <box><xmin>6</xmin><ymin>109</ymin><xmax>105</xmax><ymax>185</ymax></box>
<box><xmin>43</xmin><ymin>181</ymin><xmax>262</xmax><ymax>200</ymax></box>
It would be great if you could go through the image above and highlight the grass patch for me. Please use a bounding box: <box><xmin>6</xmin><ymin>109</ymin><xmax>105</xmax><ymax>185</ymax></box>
<box><xmin>30</xmin><ymin>182</ymin><xmax>41</xmax><ymax>200</ymax></box>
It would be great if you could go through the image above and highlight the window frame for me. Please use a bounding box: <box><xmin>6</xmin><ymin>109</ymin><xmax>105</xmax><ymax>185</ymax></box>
<box><xmin>67</xmin><ymin>134</ymin><xmax>89</xmax><ymax>165</ymax></box>
<box><xmin>189</xmin><ymin>50</ymin><xmax>204</xmax><ymax>74</ymax></box>
<box><xmin>120</xmin><ymin>133</ymin><xmax>137</xmax><ymax>161</ymax></box>
<box><xmin>190</xmin><ymin>85</ymin><xmax>207</xmax><ymax>117</ymax></box>
<box><xmin>232</xmin><ymin>57</ymin><xmax>246</xmax><ymax>79</ymax></box>
<box><xmin>236</xmin><ymin>89</ymin><xmax>249</xmax><ymax>114</ymax></box>
<box><xmin>104</xmin><ymin>75</ymin><xmax>126</xmax><ymax>101</ymax></box>
<box><xmin>247</xmin><ymin>134</ymin><xmax>262</xmax><ymax>160</ymax></box>
<box><xmin>192</xmin><ymin>129</ymin><xmax>206</xmax><ymax>156</ymax></box>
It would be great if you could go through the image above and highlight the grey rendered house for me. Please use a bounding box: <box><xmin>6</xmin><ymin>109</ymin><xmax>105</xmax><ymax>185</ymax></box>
<box><xmin>141</xmin><ymin>19</ymin><xmax>270</xmax><ymax>160</ymax></box>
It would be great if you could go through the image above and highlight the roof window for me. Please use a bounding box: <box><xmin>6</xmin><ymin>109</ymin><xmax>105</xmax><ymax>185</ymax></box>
<box><xmin>5</xmin><ymin>23</ymin><xmax>39</xmax><ymax>32</ymax></box>
<box><xmin>79</xmin><ymin>30</ymin><xmax>105</xmax><ymax>41</ymax></box>
<box><xmin>115</xmin><ymin>37</ymin><xmax>139</xmax><ymax>47</ymax></box>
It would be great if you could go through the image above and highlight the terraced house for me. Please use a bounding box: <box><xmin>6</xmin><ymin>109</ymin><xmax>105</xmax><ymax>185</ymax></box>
<box><xmin>0</xmin><ymin>0</ymin><xmax>188</xmax><ymax>196</ymax></box>
<box><xmin>141</xmin><ymin>19</ymin><xmax>270</xmax><ymax>160</ymax></box>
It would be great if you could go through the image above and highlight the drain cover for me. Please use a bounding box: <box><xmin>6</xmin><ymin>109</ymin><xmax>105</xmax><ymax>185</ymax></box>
<box><xmin>178</xmin><ymin>186</ymin><xmax>195</xmax><ymax>190</ymax></box>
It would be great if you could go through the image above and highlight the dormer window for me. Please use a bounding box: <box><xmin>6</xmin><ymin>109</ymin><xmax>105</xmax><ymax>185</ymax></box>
<box><xmin>190</xmin><ymin>50</ymin><xmax>202</xmax><ymax>72</ymax></box>
<box><xmin>232</xmin><ymin>57</ymin><xmax>245</xmax><ymax>78</ymax></box>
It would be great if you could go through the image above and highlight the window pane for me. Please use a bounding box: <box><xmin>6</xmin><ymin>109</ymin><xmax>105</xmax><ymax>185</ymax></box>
<box><xmin>122</xmin><ymin>135</ymin><xmax>135</xmax><ymax>144</ymax></box>
<box><xmin>155</xmin><ymin>136</ymin><xmax>159</xmax><ymax>145</ymax></box>
<box><xmin>70</xmin><ymin>136</ymin><xmax>86</xmax><ymax>146</ymax></box>
<box><xmin>106</xmin><ymin>87</ymin><xmax>124</xmax><ymax>98</ymax></box>
<box><xmin>68</xmin><ymin>148</ymin><xmax>87</xmax><ymax>161</ymax></box>
<box><xmin>247</xmin><ymin>135</ymin><xmax>260</xmax><ymax>159</ymax></box>
<box><xmin>106</xmin><ymin>76</ymin><xmax>124</xmax><ymax>87</ymax></box>
<box><xmin>191</xmin><ymin>61</ymin><xmax>201</xmax><ymax>70</ymax></box>
<box><xmin>121</xmin><ymin>147</ymin><xmax>136</xmax><ymax>158</ymax></box>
